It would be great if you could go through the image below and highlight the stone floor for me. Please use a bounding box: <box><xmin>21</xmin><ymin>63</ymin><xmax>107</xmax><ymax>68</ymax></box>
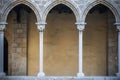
<box><xmin>0</xmin><ymin>76</ymin><xmax>120</xmax><ymax>80</ymax></box>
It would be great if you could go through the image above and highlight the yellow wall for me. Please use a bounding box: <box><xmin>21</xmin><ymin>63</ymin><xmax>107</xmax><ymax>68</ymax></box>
<box><xmin>44</xmin><ymin>13</ymin><xmax>78</xmax><ymax>76</ymax></box>
<box><xmin>84</xmin><ymin>11</ymin><xmax>108</xmax><ymax>76</ymax></box>
<box><xmin>27</xmin><ymin>12</ymin><xmax>39</xmax><ymax>75</ymax></box>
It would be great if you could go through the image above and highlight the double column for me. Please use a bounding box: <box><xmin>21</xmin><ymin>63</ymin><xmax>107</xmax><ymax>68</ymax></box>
<box><xmin>0</xmin><ymin>22</ymin><xmax>7</xmax><ymax>77</ymax></box>
<box><xmin>36</xmin><ymin>22</ymin><xmax>46</xmax><ymax>77</ymax></box>
<box><xmin>76</xmin><ymin>22</ymin><xmax>86</xmax><ymax>77</ymax></box>
<box><xmin>115</xmin><ymin>23</ymin><xmax>120</xmax><ymax>77</ymax></box>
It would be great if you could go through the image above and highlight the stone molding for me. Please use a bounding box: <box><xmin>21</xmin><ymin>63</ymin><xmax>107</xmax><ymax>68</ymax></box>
<box><xmin>115</xmin><ymin>23</ymin><xmax>120</xmax><ymax>31</ymax></box>
<box><xmin>1</xmin><ymin>0</ymin><xmax>120</xmax><ymax>24</ymax></box>
<box><xmin>0</xmin><ymin>22</ymin><xmax>7</xmax><ymax>31</ymax></box>
<box><xmin>0</xmin><ymin>76</ymin><xmax>120</xmax><ymax>80</ymax></box>
<box><xmin>75</xmin><ymin>22</ymin><xmax>86</xmax><ymax>31</ymax></box>
<box><xmin>81</xmin><ymin>0</ymin><xmax>120</xmax><ymax>23</ymax></box>
<box><xmin>36</xmin><ymin>22</ymin><xmax>47</xmax><ymax>32</ymax></box>
<box><xmin>1</xmin><ymin>0</ymin><xmax>41</xmax><ymax>22</ymax></box>
<box><xmin>42</xmin><ymin>0</ymin><xmax>80</xmax><ymax>22</ymax></box>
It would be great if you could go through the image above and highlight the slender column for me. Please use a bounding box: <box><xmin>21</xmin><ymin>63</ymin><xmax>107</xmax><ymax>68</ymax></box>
<box><xmin>0</xmin><ymin>22</ymin><xmax>7</xmax><ymax>77</ymax></box>
<box><xmin>115</xmin><ymin>23</ymin><xmax>120</xmax><ymax>77</ymax></box>
<box><xmin>36</xmin><ymin>22</ymin><xmax>46</xmax><ymax>77</ymax></box>
<box><xmin>76</xmin><ymin>22</ymin><xmax>86</xmax><ymax>77</ymax></box>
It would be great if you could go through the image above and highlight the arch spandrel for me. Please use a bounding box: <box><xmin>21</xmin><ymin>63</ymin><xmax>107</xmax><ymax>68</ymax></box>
<box><xmin>42</xmin><ymin>0</ymin><xmax>80</xmax><ymax>22</ymax></box>
<box><xmin>1</xmin><ymin>0</ymin><xmax>41</xmax><ymax>22</ymax></box>
<box><xmin>81</xmin><ymin>0</ymin><xmax>120</xmax><ymax>23</ymax></box>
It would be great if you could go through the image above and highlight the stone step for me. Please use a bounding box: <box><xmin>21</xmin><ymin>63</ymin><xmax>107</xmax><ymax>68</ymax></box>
<box><xmin>0</xmin><ymin>76</ymin><xmax>120</xmax><ymax>80</ymax></box>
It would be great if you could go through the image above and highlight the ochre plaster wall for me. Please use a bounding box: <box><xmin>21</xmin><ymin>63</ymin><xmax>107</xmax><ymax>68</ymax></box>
<box><xmin>27</xmin><ymin>12</ymin><xmax>39</xmax><ymax>76</ymax></box>
<box><xmin>44</xmin><ymin>13</ymin><xmax>78</xmax><ymax>76</ymax></box>
<box><xmin>84</xmin><ymin>11</ymin><xmax>108</xmax><ymax>76</ymax></box>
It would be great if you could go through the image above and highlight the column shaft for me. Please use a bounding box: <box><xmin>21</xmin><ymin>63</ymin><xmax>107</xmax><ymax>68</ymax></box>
<box><xmin>76</xmin><ymin>22</ymin><xmax>86</xmax><ymax>77</ymax></box>
<box><xmin>78</xmin><ymin>31</ymin><xmax>83</xmax><ymax>74</ymax></box>
<box><xmin>116</xmin><ymin>31</ymin><xmax>120</xmax><ymax>76</ymax></box>
<box><xmin>118</xmin><ymin>32</ymin><xmax>120</xmax><ymax>73</ymax></box>
<box><xmin>39</xmin><ymin>31</ymin><xmax>44</xmax><ymax>74</ymax></box>
<box><xmin>77</xmin><ymin>31</ymin><xmax>84</xmax><ymax>77</ymax></box>
<box><xmin>115</xmin><ymin>23</ymin><xmax>120</xmax><ymax>76</ymax></box>
<box><xmin>0</xmin><ymin>31</ymin><xmax>4</xmax><ymax>76</ymax></box>
<box><xmin>36</xmin><ymin>22</ymin><xmax>46</xmax><ymax>77</ymax></box>
<box><xmin>0</xmin><ymin>22</ymin><xmax>7</xmax><ymax>76</ymax></box>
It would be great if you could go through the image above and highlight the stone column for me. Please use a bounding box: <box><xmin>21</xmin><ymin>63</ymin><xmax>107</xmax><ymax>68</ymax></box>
<box><xmin>0</xmin><ymin>22</ymin><xmax>7</xmax><ymax>77</ymax></box>
<box><xmin>115</xmin><ymin>23</ymin><xmax>120</xmax><ymax>77</ymax></box>
<box><xmin>76</xmin><ymin>22</ymin><xmax>86</xmax><ymax>77</ymax></box>
<box><xmin>36</xmin><ymin>22</ymin><xmax>46</xmax><ymax>77</ymax></box>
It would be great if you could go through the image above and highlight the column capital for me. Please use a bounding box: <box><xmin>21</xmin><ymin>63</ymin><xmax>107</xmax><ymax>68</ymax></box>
<box><xmin>114</xmin><ymin>23</ymin><xmax>120</xmax><ymax>31</ymax></box>
<box><xmin>36</xmin><ymin>22</ymin><xmax>47</xmax><ymax>32</ymax></box>
<box><xmin>75</xmin><ymin>22</ymin><xmax>86</xmax><ymax>31</ymax></box>
<box><xmin>0</xmin><ymin>22</ymin><xmax>7</xmax><ymax>31</ymax></box>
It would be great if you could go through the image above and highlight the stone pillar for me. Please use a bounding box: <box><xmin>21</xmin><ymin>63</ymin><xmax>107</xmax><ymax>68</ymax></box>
<box><xmin>0</xmin><ymin>22</ymin><xmax>7</xmax><ymax>77</ymax></box>
<box><xmin>115</xmin><ymin>23</ymin><xmax>120</xmax><ymax>77</ymax></box>
<box><xmin>76</xmin><ymin>22</ymin><xmax>86</xmax><ymax>77</ymax></box>
<box><xmin>36</xmin><ymin>22</ymin><xmax>46</xmax><ymax>77</ymax></box>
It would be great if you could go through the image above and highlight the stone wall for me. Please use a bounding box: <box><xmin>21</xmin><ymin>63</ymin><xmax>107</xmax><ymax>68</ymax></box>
<box><xmin>5</xmin><ymin>9</ymin><xmax>28</xmax><ymax>75</ymax></box>
<box><xmin>5</xmin><ymin>5</ymin><xmax>118</xmax><ymax>76</ymax></box>
<box><xmin>107</xmin><ymin>11</ymin><xmax>118</xmax><ymax>76</ymax></box>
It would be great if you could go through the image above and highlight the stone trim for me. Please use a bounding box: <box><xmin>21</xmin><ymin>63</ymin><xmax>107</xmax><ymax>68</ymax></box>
<box><xmin>42</xmin><ymin>0</ymin><xmax>80</xmax><ymax>22</ymax></box>
<box><xmin>1</xmin><ymin>0</ymin><xmax>41</xmax><ymax>22</ymax></box>
<box><xmin>0</xmin><ymin>76</ymin><xmax>120</xmax><ymax>80</ymax></box>
<box><xmin>0</xmin><ymin>22</ymin><xmax>7</xmax><ymax>31</ymax></box>
<box><xmin>75</xmin><ymin>22</ymin><xmax>86</xmax><ymax>31</ymax></box>
<box><xmin>114</xmin><ymin>22</ymin><xmax>120</xmax><ymax>77</ymax></box>
<box><xmin>76</xmin><ymin>22</ymin><xmax>86</xmax><ymax>77</ymax></box>
<box><xmin>0</xmin><ymin>21</ymin><xmax>7</xmax><ymax>77</ymax></box>
<box><xmin>115</xmin><ymin>23</ymin><xmax>120</xmax><ymax>31</ymax></box>
<box><xmin>82</xmin><ymin>0</ymin><xmax>120</xmax><ymax>23</ymax></box>
<box><xmin>36</xmin><ymin>22</ymin><xmax>47</xmax><ymax>32</ymax></box>
<box><xmin>36</xmin><ymin>21</ymin><xmax>46</xmax><ymax>77</ymax></box>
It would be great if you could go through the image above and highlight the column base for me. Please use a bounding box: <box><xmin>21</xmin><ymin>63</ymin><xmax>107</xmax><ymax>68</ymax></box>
<box><xmin>0</xmin><ymin>72</ymin><xmax>5</xmax><ymax>77</ymax></box>
<box><xmin>116</xmin><ymin>73</ymin><xmax>120</xmax><ymax>77</ymax></box>
<box><xmin>37</xmin><ymin>72</ymin><xmax>45</xmax><ymax>77</ymax></box>
<box><xmin>77</xmin><ymin>72</ymin><xmax>84</xmax><ymax>77</ymax></box>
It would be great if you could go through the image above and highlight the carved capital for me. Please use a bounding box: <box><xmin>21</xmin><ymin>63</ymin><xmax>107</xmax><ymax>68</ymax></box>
<box><xmin>36</xmin><ymin>22</ymin><xmax>47</xmax><ymax>32</ymax></box>
<box><xmin>75</xmin><ymin>22</ymin><xmax>86</xmax><ymax>31</ymax></box>
<box><xmin>115</xmin><ymin>23</ymin><xmax>120</xmax><ymax>31</ymax></box>
<box><xmin>0</xmin><ymin>22</ymin><xmax>7</xmax><ymax>31</ymax></box>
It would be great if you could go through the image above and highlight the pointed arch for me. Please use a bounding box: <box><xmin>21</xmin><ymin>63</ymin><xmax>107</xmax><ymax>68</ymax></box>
<box><xmin>2</xmin><ymin>0</ymin><xmax>41</xmax><ymax>22</ymax></box>
<box><xmin>82</xmin><ymin>0</ymin><xmax>120</xmax><ymax>22</ymax></box>
<box><xmin>43</xmin><ymin>0</ymin><xmax>80</xmax><ymax>22</ymax></box>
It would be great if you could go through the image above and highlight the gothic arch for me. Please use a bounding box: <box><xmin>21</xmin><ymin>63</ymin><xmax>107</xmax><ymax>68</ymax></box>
<box><xmin>82</xmin><ymin>0</ymin><xmax>120</xmax><ymax>23</ymax></box>
<box><xmin>2</xmin><ymin>0</ymin><xmax>41</xmax><ymax>22</ymax></box>
<box><xmin>43</xmin><ymin>0</ymin><xmax>80</xmax><ymax>22</ymax></box>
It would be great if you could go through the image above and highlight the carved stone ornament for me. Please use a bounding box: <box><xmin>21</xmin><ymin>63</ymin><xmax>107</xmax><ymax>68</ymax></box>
<box><xmin>0</xmin><ymin>22</ymin><xmax>7</xmax><ymax>31</ymax></box>
<box><xmin>76</xmin><ymin>22</ymin><xmax>86</xmax><ymax>31</ymax></box>
<box><xmin>36</xmin><ymin>22</ymin><xmax>47</xmax><ymax>32</ymax></box>
<box><xmin>115</xmin><ymin>23</ymin><xmax>120</xmax><ymax>31</ymax></box>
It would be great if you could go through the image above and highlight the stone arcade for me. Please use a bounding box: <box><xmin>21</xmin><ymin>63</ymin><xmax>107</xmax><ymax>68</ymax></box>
<box><xmin>0</xmin><ymin>0</ymin><xmax>120</xmax><ymax>80</ymax></box>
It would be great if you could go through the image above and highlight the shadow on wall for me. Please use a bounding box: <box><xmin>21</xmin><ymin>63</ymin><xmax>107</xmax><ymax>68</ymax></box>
<box><xmin>4</xmin><ymin>37</ymin><xmax>8</xmax><ymax>75</ymax></box>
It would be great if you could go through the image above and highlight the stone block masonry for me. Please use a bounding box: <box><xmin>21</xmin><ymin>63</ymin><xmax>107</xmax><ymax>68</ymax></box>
<box><xmin>11</xmin><ymin>10</ymin><xmax>28</xmax><ymax>75</ymax></box>
<box><xmin>107</xmin><ymin>11</ymin><xmax>118</xmax><ymax>76</ymax></box>
<box><xmin>5</xmin><ymin>9</ymin><xmax>28</xmax><ymax>75</ymax></box>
